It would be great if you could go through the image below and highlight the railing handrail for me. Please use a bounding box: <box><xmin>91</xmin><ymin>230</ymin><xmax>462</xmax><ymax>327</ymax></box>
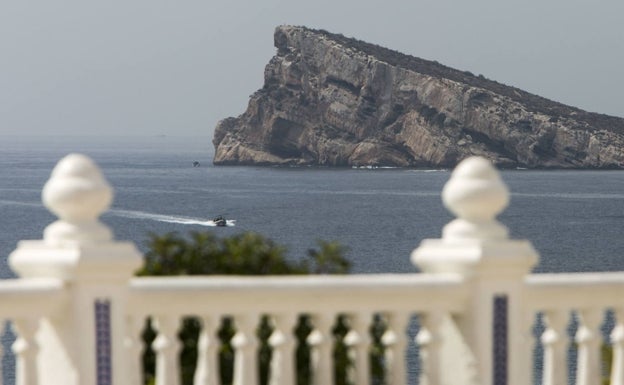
<box><xmin>128</xmin><ymin>273</ymin><xmax>468</xmax><ymax>316</ymax></box>
<box><xmin>130</xmin><ymin>272</ymin><xmax>465</xmax><ymax>288</ymax></box>
<box><xmin>526</xmin><ymin>271</ymin><xmax>624</xmax><ymax>311</ymax></box>
<box><xmin>0</xmin><ymin>277</ymin><xmax>65</xmax><ymax>293</ymax></box>
<box><xmin>526</xmin><ymin>271</ymin><xmax>624</xmax><ymax>286</ymax></box>
<box><xmin>0</xmin><ymin>277</ymin><xmax>66</xmax><ymax>318</ymax></box>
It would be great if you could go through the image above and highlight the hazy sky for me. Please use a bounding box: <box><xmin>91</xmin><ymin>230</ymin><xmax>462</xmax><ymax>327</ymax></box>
<box><xmin>1</xmin><ymin>0</ymin><xmax>622</xmax><ymax>140</ymax></box>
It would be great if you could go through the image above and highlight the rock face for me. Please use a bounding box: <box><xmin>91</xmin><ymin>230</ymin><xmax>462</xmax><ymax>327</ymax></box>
<box><xmin>213</xmin><ymin>25</ymin><xmax>624</xmax><ymax>168</ymax></box>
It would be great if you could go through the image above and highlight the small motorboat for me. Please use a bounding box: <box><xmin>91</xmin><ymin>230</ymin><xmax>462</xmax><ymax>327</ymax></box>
<box><xmin>212</xmin><ymin>215</ymin><xmax>227</xmax><ymax>227</ymax></box>
<box><xmin>212</xmin><ymin>215</ymin><xmax>236</xmax><ymax>227</ymax></box>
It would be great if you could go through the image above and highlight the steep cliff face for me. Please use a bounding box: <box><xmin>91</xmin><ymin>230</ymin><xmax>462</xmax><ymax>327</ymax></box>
<box><xmin>213</xmin><ymin>25</ymin><xmax>624</xmax><ymax>168</ymax></box>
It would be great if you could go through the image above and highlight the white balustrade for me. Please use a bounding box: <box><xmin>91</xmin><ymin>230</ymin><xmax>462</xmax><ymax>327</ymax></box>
<box><xmin>541</xmin><ymin>310</ymin><xmax>568</xmax><ymax>385</ymax></box>
<box><xmin>308</xmin><ymin>313</ymin><xmax>334</xmax><ymax>385</ymax></box>
<box><xmin>416</xmin><ymin>312</ymin><xmax>444</xmax><ymax>385</ymax></box>
<box><xmin>344</xmin><ymin>311</ymin><xmax>372</xmax><ymax>385</ymax></box>
<box><xmin>231</xmin><ymin>313</ymin><xmax>260</xmax><ymax>385</ymax></box>
<box><xmin>2</xmin><ymin>153</ymin><xmax>624</xmax><ymax>385</ymax></box>
<box><xmin>193</xmin><ymin>316</ymin><xmax>220</xmax><ymax>385</ymax></box>
<box><xmin>12</xmin><ymin>318</ymin><xmax>39</xmax><ymax>385</ymax></box>
<box><xmin>153</xmin><ymin>315</ymin><xmax>182</xmax><ymax>385</ymax></box>
<box><xmin>383</xmin><ymin>312</ymin><xmax>410</xmax><ymax>385</ymax></box>
<box><xmin>575</xmin><ymin>309</ymin><xmax>603</xmax><ymax>385</ymax></box>
<box><xmin>611</xmin><ymin>308</ymin><xmax>624</xmax><ymax>385</ymax></box>
<box><xmin>6</xmin><ymin>153</ymin><xmax>142</xmax><ymax>385</ymax></box>
<box><xmin>527</xmin><ymin>274</ymin><xmax>624</xmax><ymax>385</ymax></box>
<box><xmin>268</xmin><ymin>313</ymin><xmax>297</xmax><ymax>385</ymax></box>
<box><xmin>124</xmin><ymin>317</ymin><xmax>145</xmax><ymax>385</ymax></box>
<box><xmin>413</xmin><ymin>156</ymin><xmax>539</xmax><ymax>385</ymax></box>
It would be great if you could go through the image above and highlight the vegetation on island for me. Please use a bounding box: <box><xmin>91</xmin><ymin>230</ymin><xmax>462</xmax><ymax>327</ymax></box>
<box><xmin>138</xmin><ymin>231</ymin><xmax>386</xmax><ymax>385</ymax></box>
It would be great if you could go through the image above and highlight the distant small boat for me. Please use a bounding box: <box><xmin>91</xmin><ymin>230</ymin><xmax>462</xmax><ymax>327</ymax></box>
<box><xmin>211</xmin><ymin>215</ymin><xmax>236</xmax><ymax>227</ymax></box>
<box><xmin>193</xmin><ymin>161</ymin><xmax>201</xmax><ymax>167</ymax></box>
<box><xmin>212</xmin><ymin>215</ymin><xmax>226</xmax><ymax>226</ymax></box>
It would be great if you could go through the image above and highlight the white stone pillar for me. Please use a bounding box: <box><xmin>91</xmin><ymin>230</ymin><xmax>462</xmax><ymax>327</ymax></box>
<box><xmin>412</xmin><ymin>157</ymin><xmax>539</xmax><ymax>385</ymax></box>
<box><xmin>268</xmin><ymin>313</ymin><xmax>298</xmax><ymax>385</ymax></box>
<box><xmin>124</xmin><ymin>316</ymin><xmax>145</xmax><ymax>385</ymax></box>
<box><xmin>383</xmin><ymin>312</ymin><xmax>410</xmax><ymax>385</ymax></box>
<box><xmin>611</xmin><ymin>308</ymin><xmax>624</xmax><ymax>385</ymax></box>
<box><xmin>12</xmin><ymin>318</ymin><xmax>40</xmax><ymax>385</ymax></box>
<box><xmin>344</xmin><ymin>311</ymin><xmax>372</xmax><ymax>385</ymax></box>
<box><xmin>9</xmin><ymin>153</ymin><xmax>143</xmax><ymax>385</ymax></box>
<box><xmin>194</xmin><ymin>315</ymin><xmax>220</xmax><ymax>385</ymax></box>
<box><xmin>153</xmin><ymin>316</ymin><xmax>181</xmax><ymax>385</ymax></box>
<box><xmin>417</xmin><ymin>311</ymin><xmax>444</xmax><ymax>385</ymax></box>
<box><xmin>541</xmin><ymin>310</ymin><xmax>568</xmax><ymax>385</ymax></box>
<box><xmin>231</xmin><ymin>313</ymin><xmax>260</xmax><ymax>385</ymax></box>
<box><xmin>308</xmin><ymin>313</ymin><xmax>334</xmax><ymax>385</ymax></box>
<box><xmin>575</xmin><ymin>309</ymin><xmax>603</xmax><ymax>385</ymax></box>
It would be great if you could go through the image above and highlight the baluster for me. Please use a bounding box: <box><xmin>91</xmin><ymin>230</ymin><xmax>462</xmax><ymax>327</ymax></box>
<box><xmin>194</xmin><ymin>315</ymin><xmax>220</xmax><ymax>385</ymax></box>
<box><xmin>231</xmin><ymin>313</ymin><xmax>260</xmax><ymax>385</ymax></box>
<box><xmin>541</xmin><ymin>310</ymin><xmax>568</xmax><ymax>385</ymax></box>
<box><xmin>611</xmin><ymin>308</ymin><xmax>624</xmax><ymax>385</ymax></box>
<box><xmin>153</xmin><ymin>315</ymin><xmax>181</xmax><ymax>385</ymax></box>
<box><xmin>268</xmin><ymin>313</ymin><xmax>298</xmax><ymax>385</ymax></box>
<box><xmin>124</xmin><ymin>316</ymin><xmax>145</xmax><ymax>385</ymax></box>
<box><xmin>382</xmin><ymin>312</ymin><xmax>410</xmax><ymax>385</ymax></box>
<box><xmin>416</xmin><ymin>312</ymin><xmax>443</xmax><ymax>385</ymax></box>
<box><xmin>12</xmin><ymin>318</ymin><xmax>39</xmax><ymax>385</ymax></box>
<box><xmin>345</xmin><ymin>312</ymin><xmax>372</xmax><ymax>385</ymax></box>
<box><xmin>575</xmin><ymin>309</ymin><xmax>603</xmax><ymax>385</ymax></box>
<box><xmin>307</xmin><ymin>313</ymin><xmax>334</xmax><ymax>385</ymax></box>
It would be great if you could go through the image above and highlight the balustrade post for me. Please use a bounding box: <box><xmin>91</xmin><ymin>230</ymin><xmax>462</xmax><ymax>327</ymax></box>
<box><xmin>153</xmin><ymin>316</ymin><xmax>181</xmax><ymax>385</ymax></box>
<box><xmin>12</xmin><ymin>318</ymin><xmax>39</xmax><ymax>385</ymax></box>
<box><xmin>268</xmin><ymin>313</ymin><xmax>298</xmax><ymax>385</ymax></box>
<box><xmin>412</xmin><ymin>157</ymin><xmax>539</xmax><ymax>385</ymax></box>
<box><xmin>575</xmin><ymin>309</ymin><xmax>603</xmax><ymax>385</ymax></box>
<box><xmin>308</xmin><ymin>313</ymin><xmax>334</xmax><ymax>385</ymax></box>
<box><xmin>345</xmin><ymin>311</ymin><xmax>372</xmax><ymax>385</ymax></box>
<box><xmin>417</xmin><ymin>312</ymin><xmax>444</xmax><ymax>385</ymax></box>
<box><xmin>541</xmin><ymin>310</ymin><xmax>568</xmax><ymax>385</ymax></box>
<box><xmin>194</xmin><ymin>315</ymin><xmax>220</xmax><ymax>385</ymax></box>
<box><xmin>231</xmin><ymin>313</ymin><xmax>260</xmax><ymax>385</ymax></box>
<box><xmin>611</xmin><ymin>308</ymin><xmax>624</xmax><ymax>385</ymax></box>
<box><xmin>383</xmin><ymin>312</ymin><xmax>410</xmax><ymax>385</ymax></box>
<box><xmin>9</xmin><ymin>154</ymin><xmax>143</xmax><ymax>385</ymax></box>
<box><xmin>124</xmin><ymin>316</ymin><xmax>145</xmax><ymax>385</ymax></box>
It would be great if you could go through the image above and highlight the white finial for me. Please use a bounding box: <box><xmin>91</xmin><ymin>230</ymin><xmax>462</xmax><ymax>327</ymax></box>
<box><xmin>441</xmin><ymin>156</ymin><xmax>509</xmax><ymax>240</ymax></box>
<box><xmin>42</xmin><ymin>154</ymin><xmax>113</xmax><ymax>245</ymax></box>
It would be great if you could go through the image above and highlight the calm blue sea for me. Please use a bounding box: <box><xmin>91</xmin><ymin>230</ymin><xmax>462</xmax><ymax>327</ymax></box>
<box><xmin>2</xmin><ymin>135</ymin><xmax>624</xmax><ymax>278</ymax></box>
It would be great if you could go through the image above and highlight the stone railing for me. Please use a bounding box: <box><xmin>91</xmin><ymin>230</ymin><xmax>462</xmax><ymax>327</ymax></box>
<box><xmin>1</xmin><ymin>154</ymin><xmax>623</xmax><ymax>385</ymax></box>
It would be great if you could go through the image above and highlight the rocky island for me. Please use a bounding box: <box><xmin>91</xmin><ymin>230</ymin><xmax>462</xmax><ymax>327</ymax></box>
<box><xmin>213</xmin><ymin>25</ymin><xmax>624</xmax><ymax>168</ymax></box>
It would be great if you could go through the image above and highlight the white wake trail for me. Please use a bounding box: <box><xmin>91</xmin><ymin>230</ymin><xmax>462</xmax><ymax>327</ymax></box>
<box><xmin>109</xmin><ymin>209</ymin><xmax>235</xmax><ymax>227</ymax></box>
<box><xmin>0</xmin><ymin>200</ymin><xmax>43</xmax><ymax>208</ymax></box>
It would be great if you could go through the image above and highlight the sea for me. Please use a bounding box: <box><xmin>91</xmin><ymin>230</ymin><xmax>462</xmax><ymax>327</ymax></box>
<box><xmin>2</xmin><ymin>135</ymin><xmax>624</xmax><ymax>277</ymax></box>
<box><xmin>1</xmin><ymin>134</ymin><xmax>624</xmax><ymax>383</ymax></box>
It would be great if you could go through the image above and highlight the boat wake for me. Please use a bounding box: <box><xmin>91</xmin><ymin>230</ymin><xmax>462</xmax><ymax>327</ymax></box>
<box><xmin>109</xmin><ymin>209</ymin><xmax>236</xmax><ymax>227</ymax></box>
<box><xmin>0</xmin><ymin>199</ymin><xmax>42</xmax><ymax>208</ymax></box>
